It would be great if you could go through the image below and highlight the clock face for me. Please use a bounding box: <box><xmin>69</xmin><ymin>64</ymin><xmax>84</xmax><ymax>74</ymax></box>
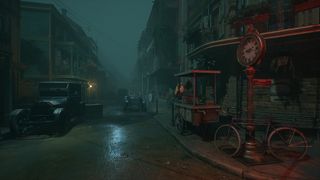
<box><xmin>237</xmin><ymin>33</ymin><xmax>266</xmax><ymax>67</ymax></box>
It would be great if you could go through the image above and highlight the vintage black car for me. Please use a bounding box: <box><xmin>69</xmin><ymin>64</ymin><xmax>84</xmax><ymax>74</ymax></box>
<box><xmin>10</xmin><ymin>81</ymin><xmax>85</xmax><ymax>136</ymax></box>
<box><xmin>123</xmin><ymin>96</ymin><xmax>146</xmax><ymax>112</ymax></box>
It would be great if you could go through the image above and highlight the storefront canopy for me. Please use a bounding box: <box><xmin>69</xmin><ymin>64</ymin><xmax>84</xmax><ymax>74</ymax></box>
<box><xmin>188</xmin><ymin>24</ymin><xmax>320</xmax><ymax>60</ymax></box>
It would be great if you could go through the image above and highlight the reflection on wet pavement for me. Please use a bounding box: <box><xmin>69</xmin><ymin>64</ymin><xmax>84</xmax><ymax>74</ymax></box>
<box><xmin>0</xmin><ymin>106</ymin><xmax>239</xmax><ymax>180</ymax></box>
<box><xmin>105</xmin><ymin>125</ymin><xmax>127</xmax><ymax>161</ymax></box>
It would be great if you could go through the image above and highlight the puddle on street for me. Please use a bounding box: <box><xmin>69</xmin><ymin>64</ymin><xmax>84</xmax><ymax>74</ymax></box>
<box><xmin>103</xmin><ymin>125</ymin><xmax>129</xmax><ymax>161</ymax></box>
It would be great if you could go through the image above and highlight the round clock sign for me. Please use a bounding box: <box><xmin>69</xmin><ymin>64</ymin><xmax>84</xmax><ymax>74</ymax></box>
<box><xmin>237</xmin><ymin>30</ymin><xmax>266</xmax><ymax>67</ymax></box>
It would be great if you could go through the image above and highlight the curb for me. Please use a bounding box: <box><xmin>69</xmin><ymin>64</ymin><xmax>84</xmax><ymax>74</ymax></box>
<box><xmin>153</xmin><ymin>113</ymin><xmax>275</xmax><ymax>180</ymax></box>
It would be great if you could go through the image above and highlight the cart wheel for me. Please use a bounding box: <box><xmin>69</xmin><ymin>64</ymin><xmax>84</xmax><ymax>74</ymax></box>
<box><xmin>176</xmin><ymin>114</ymin><xmax>185</xmax><ymax>134</ymax></box>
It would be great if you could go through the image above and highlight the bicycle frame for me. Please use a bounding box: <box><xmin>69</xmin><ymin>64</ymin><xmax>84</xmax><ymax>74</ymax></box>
<box><xmin>229</xmin><ymin>118</ymin><xmax>277</xmax><ymax>146</ymax></box>
<box><xmin>218</xmin><ymin>118</ymin><xmax>310</xmax><ymax>161</ymax></box>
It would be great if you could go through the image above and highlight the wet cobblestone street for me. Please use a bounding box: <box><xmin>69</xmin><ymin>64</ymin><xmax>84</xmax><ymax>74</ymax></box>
<box><xmin>0</xmin><ymin>106</ymin><xmax>239</xmax><ymax>180</ymax></box>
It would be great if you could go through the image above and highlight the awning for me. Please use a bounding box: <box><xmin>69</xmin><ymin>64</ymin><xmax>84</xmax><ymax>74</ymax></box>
<box><xmin>188</xmin><ymin>24</ymin><xmax>320</xmax><ymax>59</ymax></box>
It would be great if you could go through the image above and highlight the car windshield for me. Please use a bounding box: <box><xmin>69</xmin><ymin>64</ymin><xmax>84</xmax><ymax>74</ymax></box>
<box><xmin>39</xmin><ymin>83</ymin><xmax>68</xmax><ymax>89</ymax></box>
<box><xmin>39</xmin><ymin>83</ymin><xmax>69</xmax><ymax>97</ymax></box>
<box><xmin>39</xmin><ymin>89</ymin><xmax>68</xmax><ymax>97</ymax></box>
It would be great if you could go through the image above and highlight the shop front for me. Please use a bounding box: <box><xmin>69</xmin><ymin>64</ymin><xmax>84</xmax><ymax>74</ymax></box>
<box><xmin>188</xmin><ymin>25</ymin><xmax>320</xmax><ymax>128</ymax></box>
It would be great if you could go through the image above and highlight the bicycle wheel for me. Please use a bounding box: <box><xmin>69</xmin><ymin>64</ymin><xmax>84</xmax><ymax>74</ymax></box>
<box><xmin>268</xmin><ymin>127</ymin><xmax>308</xmax><ymax>161</ymax></box>
<box><xmin>214</xmin><ymin>124</ymin><xmax>241</xmax><ymax>156</ymax></box>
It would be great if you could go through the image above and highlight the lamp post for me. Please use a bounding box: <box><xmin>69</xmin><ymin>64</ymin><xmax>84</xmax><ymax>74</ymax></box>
<box><xmin>236</xmin><ymin>25</ymin><xmax>266</xmax><ymax>162</ymax></box>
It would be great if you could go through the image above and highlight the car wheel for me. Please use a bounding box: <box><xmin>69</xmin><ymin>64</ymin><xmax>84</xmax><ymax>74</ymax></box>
<box><xmin>10</xmin><ymin>110</ymin><xmax>29</xmax><ymax>137</ymax></box>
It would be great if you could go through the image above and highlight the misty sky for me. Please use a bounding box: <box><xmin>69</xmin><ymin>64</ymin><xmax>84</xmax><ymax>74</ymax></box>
<box><xmin>24</xmin><ymin>0</ymin><xmax>153</xmax><ymax>82</ymax></box>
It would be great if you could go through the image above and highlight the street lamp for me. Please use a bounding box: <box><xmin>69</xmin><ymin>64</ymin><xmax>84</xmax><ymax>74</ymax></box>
<box><xmin>87</xmin><ymin>81</ymin><xmax>96</xmax><ymax>102</ymax></box>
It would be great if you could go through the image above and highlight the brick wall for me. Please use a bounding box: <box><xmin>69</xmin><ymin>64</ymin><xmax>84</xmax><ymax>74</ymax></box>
<box><xmin>221</xmin><ymin>76</ymin><xmax>319</xmax><ymax>128</ymax></box>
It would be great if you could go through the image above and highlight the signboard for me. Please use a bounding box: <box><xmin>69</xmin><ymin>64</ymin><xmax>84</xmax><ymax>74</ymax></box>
<box><xmin>253</xmin><ymin>79</ymin><xmax>272</xmax><ymax>87</ymax></box>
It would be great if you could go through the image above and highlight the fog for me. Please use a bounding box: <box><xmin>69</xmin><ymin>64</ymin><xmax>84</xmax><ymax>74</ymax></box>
<box><xmin>25</xmin><ymin>0</ymin><xmax>153</xmax><ymax>87</ymax></box>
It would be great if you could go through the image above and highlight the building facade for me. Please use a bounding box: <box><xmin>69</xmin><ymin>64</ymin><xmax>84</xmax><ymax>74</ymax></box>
<box><xmin>181</xmin><ymin>0</ymin><xmax>320</xmax><ymax>128</ymax></box>
<box><xmin>135</xmin><ymin>0</ymin><xmax>179</xmax><ymax>100</ymax></box>
<box><xmin>0</xmin><ymin>0</ymin><xmax>20</xmax><ymax>125</ymax></box>
<box><xmin>19</xmin><ymin>2</ymin><xmax>106</xmax><ymax>104</ymax></box>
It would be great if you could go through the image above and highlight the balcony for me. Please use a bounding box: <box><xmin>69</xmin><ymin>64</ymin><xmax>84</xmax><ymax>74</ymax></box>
<box><xmin>229</xmin><ymin>2</ymin><xmax>271</xmax><ymax>33</ymax></box>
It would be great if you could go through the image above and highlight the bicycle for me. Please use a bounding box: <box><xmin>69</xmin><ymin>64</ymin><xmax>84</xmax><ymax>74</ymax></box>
<box><xmin>214</xmin><ymin>118</ymin><xmax>309</xmax><ymax>162</ymax></box>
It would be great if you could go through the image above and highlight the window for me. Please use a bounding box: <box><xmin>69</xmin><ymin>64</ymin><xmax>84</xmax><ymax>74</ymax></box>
<box><xmin>69</xmin><ymin>84</ymin><xmax>81</xmax><ymax>98</ymax></box>
<box><xmin>21</xmin><ymin>10</ymin><xmax>49</xmax><ymax>39</ymax></box>
<box><xmin>21</xmin><ymin>40</ymin><xmax>49</xmax><ymax>78</ymax></box>
<box><xmin>54</xmin><ymin>45</ymin><xmax>72</xmax><ymax>75</ymax></box>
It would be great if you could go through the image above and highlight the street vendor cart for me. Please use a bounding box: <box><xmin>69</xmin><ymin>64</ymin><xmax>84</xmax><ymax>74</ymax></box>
<box><xmin>173</xmin><ymin>70</ymin><xmax>221</xmax><ymax>135</ymax></box>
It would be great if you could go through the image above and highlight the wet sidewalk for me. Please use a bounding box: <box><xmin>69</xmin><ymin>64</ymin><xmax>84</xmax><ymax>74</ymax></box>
<box><xmin>153</xmin><ymin>99</ymin><xmax>320</xmax><ymax>180</ymax></box>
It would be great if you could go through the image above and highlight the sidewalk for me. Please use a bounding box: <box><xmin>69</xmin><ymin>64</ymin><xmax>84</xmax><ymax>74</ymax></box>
<box><xmin>153</xmin><ymin>99</ymin><xmax>320</xmax><ymax>180</ymax></box>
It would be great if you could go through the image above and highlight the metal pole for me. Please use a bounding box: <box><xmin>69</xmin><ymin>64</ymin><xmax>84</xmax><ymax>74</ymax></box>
<box><xmin>171</xmin><ymin>102</ymin><xmax>175</xmax><ymax>126</ymax></box>
<box><xmin>141</xmin><ymin>73</ymin><xmax>144</xmax><ymax>96</ymax></box>
<box><xmin>193</xmin><ymin>73</ymin><xmax>196</xmax><ymax>105</ymax></box>
<box><xmin>242</xmin><ymin>66</ymin><xmax>263</xmax><ymax>161</ymax></box>
<box><xmin>214</xmin><ymin>75</ymin><xmax>216</xmax><ymax>103</ymax></box>
<box><xmin>156</xmin><ymin>97</ymin><xmax>158</xmax><ymax>114</ymax></box>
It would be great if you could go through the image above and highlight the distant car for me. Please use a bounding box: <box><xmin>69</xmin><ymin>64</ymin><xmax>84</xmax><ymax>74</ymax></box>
<box><xmin>123</xmin><ymin>96</ymin><xmax>146</xmax><ymax>112</ymax></box>
<box><xmin>9</xmin><ymin>81</ymin><xmax>85</xmax><ymax>136</ymax></box>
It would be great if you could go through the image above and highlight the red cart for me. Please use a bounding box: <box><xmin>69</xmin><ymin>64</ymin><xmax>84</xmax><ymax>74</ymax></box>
<box><xmin>173</xmin><ymin>70</ymin><xmax>221</xmax><ymax>135</ymax></box>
